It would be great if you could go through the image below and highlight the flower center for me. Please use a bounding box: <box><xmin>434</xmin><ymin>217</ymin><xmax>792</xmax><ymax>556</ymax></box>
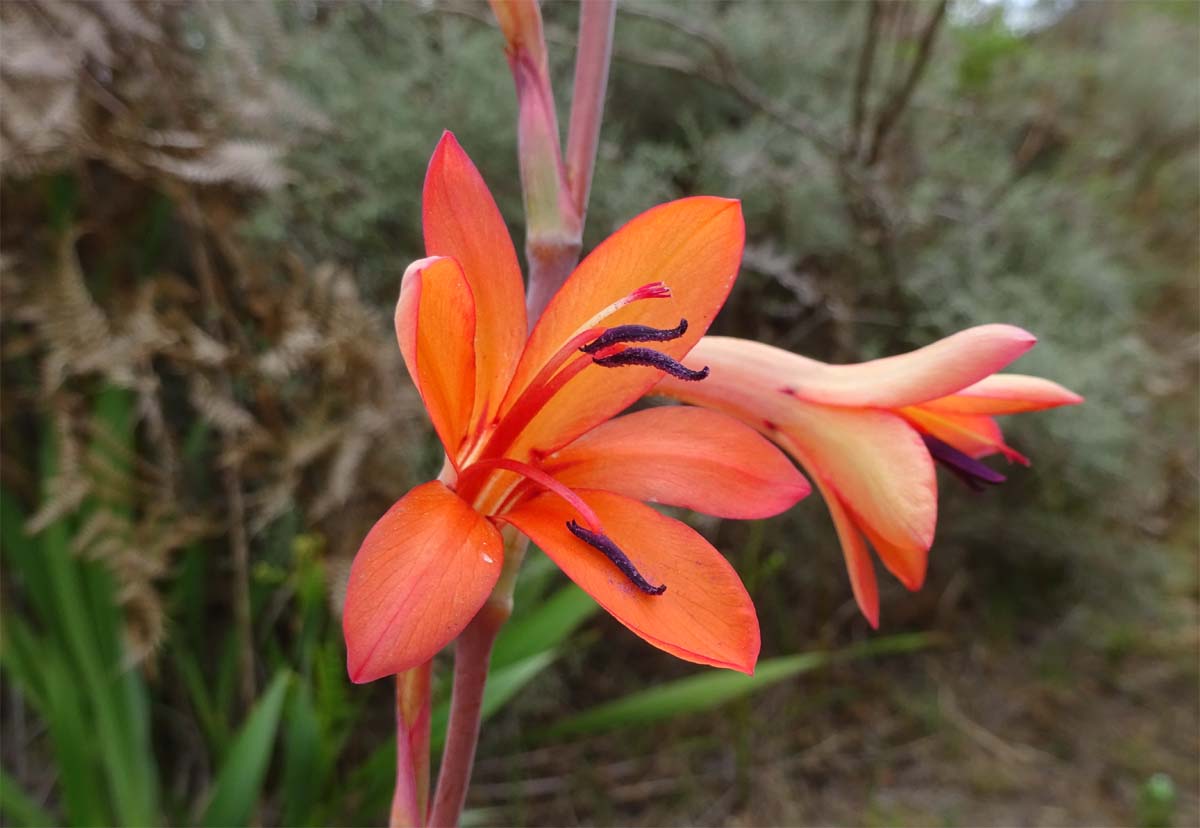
<box><xmin>449</xmin><ymin>282</ymin><xmax>711</xmax><ymax>598</ymax></box>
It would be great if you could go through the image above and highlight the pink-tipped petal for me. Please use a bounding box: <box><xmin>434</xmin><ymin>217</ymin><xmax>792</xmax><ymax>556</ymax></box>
<box><xmin>921</xmin><ymin>373</ymin><xmax>1085</xmax><ymax>415</ymax></box>
<box><xmin>730</xmin><ymin>325</ymin><xmax>1038</xmax><ymax>408</ymax></box>
<box><xmin>658</xmin><ymin>336</ymin><xmax>938</xmax><ymax>553</ymax></box>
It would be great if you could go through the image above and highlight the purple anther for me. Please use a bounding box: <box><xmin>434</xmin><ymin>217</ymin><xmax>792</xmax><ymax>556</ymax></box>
<box><xmin>581</xmin><ymin>319</ymin><xmax>688</xmax><ymax>354</ymax></box>
<box><xmin>566</xmin><ymin>520</ymin><xmax>667</xmax><ymax>595</ymax></box>
<box><xmin>592</xmin><ymin>347</ymin><xmax>709</xmax><ymax>381</ymax></box>
<box><xmin>922</xmin><ymin>434</ymin><xmax>1006</xmax><ymax>492</ymax></box>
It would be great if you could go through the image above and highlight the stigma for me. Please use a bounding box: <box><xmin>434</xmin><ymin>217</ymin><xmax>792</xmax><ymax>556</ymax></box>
<box><xmin>566</xmin><ymin>520</ymin><xmax>667</xmax><ymax>595</ymax></box>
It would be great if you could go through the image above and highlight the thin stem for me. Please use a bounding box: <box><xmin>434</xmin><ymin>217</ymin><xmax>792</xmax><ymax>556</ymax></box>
<box><xmin>389</xmin><ymin>664</ymin><xmax>433</xmax><ymax>827</ymax></box>
<box><xmin>865</xmin><ymin>0</ymin><xmax>948</xmax><ymax>166</ymax></box>
<box><xmin>427</xmin><ymin>532</ymin><xmax>527</xmax><ymax>827</ymax></box>
<box><xmin>565</xmin><ymin>0</ymin><xmax>616</xmax><ymax>222</ymax></box>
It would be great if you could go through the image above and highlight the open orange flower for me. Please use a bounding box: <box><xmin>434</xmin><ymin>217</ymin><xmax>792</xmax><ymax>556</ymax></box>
<box><xmin>343</xmin><ymin>133</ymin><xmax>810</xmax><ymax>683</ymax></box>
<box><xmin>658</xmin><ymin>327</ymin><xmax>1082</xmax><ymax>627</ymax></box>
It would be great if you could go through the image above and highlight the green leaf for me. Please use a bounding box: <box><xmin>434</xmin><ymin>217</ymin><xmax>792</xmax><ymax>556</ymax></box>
<box><xmin>200</xmin><ymin>671</ymin><xmax>291</xmax><ymax>828</ymax></box>
<box><xmin>0</xmin><ymin>770</ymin><xmax>56</xmax><ymax>827</ymax></box>
<box><xmin>281</xmin><ymin>683</ymin><xmax>324</xmax><ymax>827</ymax></box>
<box><xmin>431</xmin><ymin>650</ymin><xmax>558</xmax><ymax>752</ymax></box>
<box><xmin>491</xmin><ymin>583</ymin><xmax>597</xmax><ymax>669</ymax></box>
<box><xmin>541</xmin><ymin>633</ymin><xmax>937</xmax><ymax>738</ymax></box>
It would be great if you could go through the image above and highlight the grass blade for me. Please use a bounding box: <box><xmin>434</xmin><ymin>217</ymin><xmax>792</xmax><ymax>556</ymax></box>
<box><xmin>200</xmin><ymin>670</ymin><xmax>291</xmax><ymax>828</ymax></box>
<box><xmin>541</xmin><ymin>633</ymin><xmax>937</xmax><ymax>739</ymax></box>
<box><xmin>491</xmin><ymin>583</ymin><xmax>597</xmax><ymax>669</ymax></box>
<box><xmin>0</xmin><ymin>770</ymin><xmax>56</xmax><ymax>828</ymax></box>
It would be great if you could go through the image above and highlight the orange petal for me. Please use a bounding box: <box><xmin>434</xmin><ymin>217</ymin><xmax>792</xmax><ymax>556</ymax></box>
<box><xmin>811</xmin><ymin>475</ymin><xmax>879</xmax><ymax>628</ymax></box>
<box><xmin>423</xmin><ymin>132</ymin><xmax>527</xmax><ymax>427</ymax></box>
<box><xmin>505</xmin><ymin>197</ymin><xmax>745</xmax><ymax>457</ymax></box>
<box><xmin>542</xmin><ymin>406</ymin><xmax>810</xmax><ymax>518</ymax></box>
<box><xmin>501</xmin><ymin>489</ymin><xmax>760</xmax><ymax>673</ymax></box>
<box><xmin>395</xmin><ymin>257</ymin><xmax>476</xmax><ymax>464</ymax></box>
<box><xmin>901</xmin><ymin>406</ymin><xmax>1029</xmax><ymax>465</ymax></box>
<box><xmin>857</xmin><ymin>512</ymin><xmax>928</xmax><ymax>592</ymax></box>
<box><xmin>343</xmin><ymin>481</ymin><xmax>504</xmax><ymax>683</ymax></box>
<box><xmin>921</xmin><ymin>373</ymin><xmax>1084</xmax><ymax>415</ymax></box>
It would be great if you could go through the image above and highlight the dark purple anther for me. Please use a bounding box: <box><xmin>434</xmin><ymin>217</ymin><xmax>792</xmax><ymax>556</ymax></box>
<box><xmin>592</xmin><ymin>347</ymin><xmax>709</xmax><ymax>381</ymax></box>
<box><xmin>581</xmin><ymin>319</ymin><xmax>688</xmax><ymax>353</ymax></box>
<box><xmin>566</xmin><ymin>520</ymin><xmax>667</xmax><ymax>595</ymax></box>
<box><xmin>922</xmin><ymin>434</ymin><xmax>1006</xmax><ymax>492</ymax></box>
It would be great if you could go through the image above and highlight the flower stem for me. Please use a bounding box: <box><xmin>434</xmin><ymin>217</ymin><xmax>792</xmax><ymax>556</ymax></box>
<box><xmin>426</xmin><ymin>530</ymin><xmax>527</xmax><ymax>827</ymax></box>
<box><xmin>565</xmin><ymin>0</ymin><xmax>616</xmax><ymax>222</ymax></box>
<box><xmin>389</xmin><ymin>663</ymin><xmax>432</xmax><ymax>827</ymax></box>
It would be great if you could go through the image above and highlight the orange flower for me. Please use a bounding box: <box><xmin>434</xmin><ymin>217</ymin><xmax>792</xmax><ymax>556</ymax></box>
<box><xmin>343</xmin><ymin>133</ymin><xmax>810</xmax><ymax>683</ymax></box>
<box><xmin>658</xmin><ymin>327</ymin><xmax>1082</xmax><ymax>627</ymax></box>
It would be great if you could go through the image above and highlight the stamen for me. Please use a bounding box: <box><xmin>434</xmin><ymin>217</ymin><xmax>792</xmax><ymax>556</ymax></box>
<box><xmin>593</xmin><ymin>347</ymin><xmax>710</xmax><ymax>381</ymax></box>
<box><xmin>457</xmin><ymin>458</ymin><xmax>605</xmax><ymax>532</ymax></box>
<box><xmin>922</xmin><ymin>434</ymin><xmax>1006</xmax><ymax>492</ymax></box>
<box><xmin>566</xmin><ymin>520</ymin><xmax>667</xmax><ymax>595</ymax></box>
<box><xmin>581</xmin><ymin>319</ymin><xmax>688</xmax><ymax>354</ymax></box>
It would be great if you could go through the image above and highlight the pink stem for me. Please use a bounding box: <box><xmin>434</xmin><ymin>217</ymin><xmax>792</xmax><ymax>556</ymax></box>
<box><xmin>425</xmin><ymin>604</ymin><xmax>506</xmax><ymax>827</ymax></box>
<box><xmin>565</xmin><ymin>0</ymin><xmax>616</xmax><ymax>223</ymax></box>
<box><xmin>389</xmin><ymin>663</ymin><xmax>432</xmax><ymax>828</ymax></box>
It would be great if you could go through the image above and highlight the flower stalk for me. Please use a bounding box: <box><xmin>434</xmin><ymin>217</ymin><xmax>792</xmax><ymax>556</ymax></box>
<box><xmin>417</xmin><ymin>4</ymin><xmax>621</xmax><ymax>822</ymax></box>
<box><xmin>427</xmin><ymin>530</ymin><xmax>527</xmax><ymax>828</ymax></box>
<box><xmin>490</xmin><ymin>0</ymin><xmax>616</xmax><ymax>323</ymax></box>
<box><xmin>389</xmin><ymin>664</ymin><xmax>432</xmax><ymax>828</ymax></box>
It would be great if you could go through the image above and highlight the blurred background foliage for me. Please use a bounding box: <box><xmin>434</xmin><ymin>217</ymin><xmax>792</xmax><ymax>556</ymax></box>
<box><xmin>1</xmin><ymin>0</ymin><xmax>1196</xmax><ymax>825</ymax></box>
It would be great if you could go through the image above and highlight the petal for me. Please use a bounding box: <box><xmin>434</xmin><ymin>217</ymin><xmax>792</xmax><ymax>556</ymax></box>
<box><xmin>343</xmin><ymin>481</ymin><xmax>504</xmax><ymax>683</ymax></box>
<box><xmin>778</xmin><ymin>405</ymin><xmax>939</xmax><ymax>553</ymax></box>
<box><xmin>857</xmin><ymin>514</ymin><xmax>928</xmax><ymax>592</ymax></box>
<box><xmin>501</xmin><ymin>489</ymin><xmax>760</xmax><ymax>674</ymax></box>
<box><xmin>921</xmin><ymin>373</ymin><xmax>1085</xmax><ymax>415</ymax></box>
<box><xmin>657</xmin><ymin>336</ymin><xmax>938</xmax><ymax>552</ymax></box>
<box><xmin>684</xmin><ymin>327</ymin><xmax>1036</xmax><ymax>409</ymax></box>
<box><xmin>901</xmin><ymin>406</ymin><xmax>1029</xmax><ymax>465</ymax></box>
<box><xmin>541</xmin><ymin>406</ymin><xmax>810</xmax><ymax>519</ymax></box>
<box><xmin>505</xmin><ymin>197</ymin><xmax>745</xmax><ymax>457</ymax></box>
<box><xmin>395</xmin><ymin>257</ymin><xmax>476</xmax><ymax>464</ymax></box>
<box><xmin>423</xmin><ymin>132</ymin><xmax>527</xmax><ymax>426</ymax></box>
<box><xmin>811</xmin><ymin>475</ymin><xmax>879</xmax><ymax>628</ymax></box>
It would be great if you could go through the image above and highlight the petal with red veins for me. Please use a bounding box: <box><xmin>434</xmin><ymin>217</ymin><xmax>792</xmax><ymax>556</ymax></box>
<box><xmin>501</xmin><ymin>489</ymin><xmax>760</xmax><ymax>674</ymax></box>
<box><xmin>542</xmin><ymin>406</ymin><xmax>810</xmax><ymax>519</ymax></box>
<box><xmin>343</xmin><ymin>481</ymin><xmax>504</xmax><ymax>684</ymax></box>
<box><xmin>505</xmin><ymin>197</ymin><xmax>744</xmax><ymax>457</ymax></box>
